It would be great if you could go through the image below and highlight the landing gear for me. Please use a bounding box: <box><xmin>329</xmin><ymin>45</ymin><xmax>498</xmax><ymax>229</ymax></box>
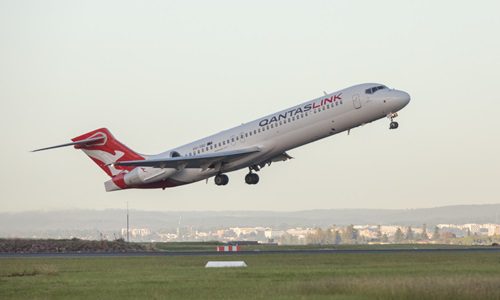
<box><xmin>387</xmin><ymin>112</ymin><xmax>399</xmax><ymax>130</ymax></box>
<box><xmin>390</xmin><ymin>121</ymin><xmax>399</xmax><ymax>129</ymax></box>
<box><xmin>214</xmin><ymin>174</ymin><xmax>229</xmax><ymax>186</ymax></box>
<box><xmin>245</xmin><ymin>173</ymin><xmax>259</xmax><ymax>185</ymax></box>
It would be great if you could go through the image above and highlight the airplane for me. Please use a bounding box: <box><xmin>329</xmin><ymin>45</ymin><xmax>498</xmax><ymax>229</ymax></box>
<box><xmin>33</xmin><ymin>83</ymin><xmax>410</xmax><ymax>191</ymax></box>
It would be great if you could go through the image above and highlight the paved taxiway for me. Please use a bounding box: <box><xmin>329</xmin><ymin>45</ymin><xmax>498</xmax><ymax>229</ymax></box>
<box><xmin>2</xmin><ymin>247</ymin><xmax>500</xmax><ymax>258</ymax></box>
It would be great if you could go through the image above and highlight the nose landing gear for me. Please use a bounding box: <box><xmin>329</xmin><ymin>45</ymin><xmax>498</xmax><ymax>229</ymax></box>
<box><xmin>388</xmin><ymin>112</ymin><xmax>399</xmax><ymax>130</ymax></box>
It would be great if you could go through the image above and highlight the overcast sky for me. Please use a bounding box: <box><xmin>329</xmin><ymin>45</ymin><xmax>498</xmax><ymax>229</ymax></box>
<box><xmin>1</xmin><ymin>0</ymin><xmax>499</xmax><ymax>212</ymax></box>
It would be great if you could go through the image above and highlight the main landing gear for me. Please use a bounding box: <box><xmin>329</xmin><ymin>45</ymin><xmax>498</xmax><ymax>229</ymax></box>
<box><xmin>245</xmin><ymin>166</ymin><xmax>260</xmax><ymax>185</ymax></box>
<box><xmin>388</xmin><ymin>112</ymin><xmax>399</xmax><ymax>130</ymax></box>
<box><xmin>214</xmin><ymin>166</ymin><xmax>261</xmax><ymax>186</ymax></box>
<box><xmin>245</xmin><ymin>172</ymin><xmax>259</xmax><ymax>185</ymax></box>
<box><xmin>214</xmin><ymin>174</ymin><xmax>229</xmax><ymax>186</ymax></box>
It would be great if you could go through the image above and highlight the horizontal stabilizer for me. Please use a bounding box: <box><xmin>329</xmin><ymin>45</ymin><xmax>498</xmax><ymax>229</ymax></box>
<box><xmin>31</xmin><ymin>136</ymin><xmax>105</xmax><ymax>152</ymax></box>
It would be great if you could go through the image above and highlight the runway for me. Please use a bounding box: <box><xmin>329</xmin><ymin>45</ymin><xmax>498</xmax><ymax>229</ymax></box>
<box><xmin>2</xmin><ymin>247</ymin><xmax>500</xmax><ymax>258</ymax></box>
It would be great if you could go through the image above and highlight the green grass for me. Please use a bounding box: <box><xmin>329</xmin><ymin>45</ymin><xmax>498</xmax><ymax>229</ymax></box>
<box><xmin>1</xmin><ymin>251</ymin><xmax>500</xmax><ymax>299</ymax></box>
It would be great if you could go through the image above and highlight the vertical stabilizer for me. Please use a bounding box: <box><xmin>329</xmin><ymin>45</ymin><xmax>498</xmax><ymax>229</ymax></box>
<box><xmin>71</xmin><ymin>128</ymin><xmax>144</xmax><ymax>177</ymax></box>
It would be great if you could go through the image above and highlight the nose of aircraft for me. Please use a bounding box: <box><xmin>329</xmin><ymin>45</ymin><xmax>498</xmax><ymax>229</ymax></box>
<box><xmin>400</xmin><ymin>91</ymin><xmax>411</xmax><ymax>106</ymax></box>
<box><xmin>393</xmin><ymin>90</ymin><xmax>411</xmax><ymax>110</ymax></box>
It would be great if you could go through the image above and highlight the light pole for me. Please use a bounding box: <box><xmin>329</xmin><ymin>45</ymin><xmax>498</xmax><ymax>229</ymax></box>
<box><xmin>126</xmin><ymin>201</ymin><xmax>130</xmax><ymax>243</ymax></box>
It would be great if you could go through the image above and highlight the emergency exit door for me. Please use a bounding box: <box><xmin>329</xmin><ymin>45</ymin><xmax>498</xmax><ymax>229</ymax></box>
<box><xmin>353</xmin><ymin>94</ymin><xmax>361</xmax><ymax>109</ymax></box>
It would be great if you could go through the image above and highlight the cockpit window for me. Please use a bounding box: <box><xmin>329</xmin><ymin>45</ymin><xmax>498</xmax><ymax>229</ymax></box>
<box><xmin>365</xmin><ymin>85</ymin><xmax>387</xmax><ymax>94</ymax></box>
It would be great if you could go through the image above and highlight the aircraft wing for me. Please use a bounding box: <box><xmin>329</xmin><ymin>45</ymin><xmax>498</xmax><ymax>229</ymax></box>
<box><xmin>113</xmin><ymin>146</ymin><xmax>261</xmax><ymax>170</ymax></box>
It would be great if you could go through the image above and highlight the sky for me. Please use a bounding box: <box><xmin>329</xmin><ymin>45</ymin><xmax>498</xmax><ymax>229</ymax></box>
<box><xmin>0</xmin><ymin>0</ymin><xmax>499</xmax><ymax>212</ymax></box>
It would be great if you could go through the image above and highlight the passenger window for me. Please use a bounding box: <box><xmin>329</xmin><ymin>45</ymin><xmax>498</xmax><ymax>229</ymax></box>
<box><xmin>254</xmin><ymin>130</ymin><xmax>257</xmax><ymax>134</ymax></box>
<box><xmin>266</xmin><ymin>125</ymin><xmax>270</xmax><ymax>130</ymax></box>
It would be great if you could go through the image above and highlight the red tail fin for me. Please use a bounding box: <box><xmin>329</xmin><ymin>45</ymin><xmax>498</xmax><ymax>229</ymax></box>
<box><xmin>71</xmin><ymin>128</ymin><xmax>144</xmax><ymax>177</ymax></box>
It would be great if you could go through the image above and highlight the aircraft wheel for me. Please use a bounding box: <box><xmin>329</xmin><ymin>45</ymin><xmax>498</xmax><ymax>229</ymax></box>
<box><xmin>389</xmin><ymin>121</ymin><xmax>399</xmax><ymax>129</ymax></box>
<box><xmin>222</xmin><ymin>174</ymin><xmax>229</xmax><ymax>185</ymax></box>
<box><xmin>245</xmin><ymin>173</ymin><xmax>259</xmax><ymax>185</ymax></box>
<box><xmin>215</xmin><ymin>174</ymin><xmax>229</xmax><ymax>186</ymax></box>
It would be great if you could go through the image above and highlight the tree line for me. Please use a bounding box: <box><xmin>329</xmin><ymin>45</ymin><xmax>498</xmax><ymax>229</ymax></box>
<box><xmin>279</xmin><ymin>224</ymin><xmax>456</xmax><ymax>245</ymax></box>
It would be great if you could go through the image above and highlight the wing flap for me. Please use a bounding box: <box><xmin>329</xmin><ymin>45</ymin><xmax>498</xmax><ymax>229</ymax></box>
<box><xmin>113</xmin><ymin>147</ymin><xmax>261</xmax><ymax>169</ymax></box>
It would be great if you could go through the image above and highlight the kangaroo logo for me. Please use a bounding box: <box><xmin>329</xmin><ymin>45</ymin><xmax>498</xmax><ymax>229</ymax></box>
<box><xmin>83</xmin><ymin>149</ymin><xmax>125</xmax><ymax>176</ymax></box>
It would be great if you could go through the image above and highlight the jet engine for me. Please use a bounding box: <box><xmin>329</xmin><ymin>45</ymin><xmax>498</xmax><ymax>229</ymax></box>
<box><xmin>105</xmin><ymin>167</ymin><xmax>178</xmax><ymax>191</ymax></box>
<box><xmin>123</xmin><ymin>167</ymin><xmax>177</xmax><ymax>186</ymax></box>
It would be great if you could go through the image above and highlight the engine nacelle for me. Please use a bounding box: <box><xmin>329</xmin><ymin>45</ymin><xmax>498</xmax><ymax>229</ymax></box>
<box><xmin>123</xmin><ymin>167</ymin><xmax>177</xmax><ymax>186</ymax></box>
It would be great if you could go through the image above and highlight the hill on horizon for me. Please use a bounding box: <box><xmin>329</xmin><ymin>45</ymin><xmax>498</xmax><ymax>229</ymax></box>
<box><xmin>1</xmin><ymin>203</ymin><xmax>500</xmax><ymax>235</ymax></box>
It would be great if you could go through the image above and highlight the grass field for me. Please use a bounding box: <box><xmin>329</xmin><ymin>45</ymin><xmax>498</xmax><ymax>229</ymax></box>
<box><xmin>1</xmin><ymin>251</ymin><xmax>500</xmax><ymax>299</ymax></box>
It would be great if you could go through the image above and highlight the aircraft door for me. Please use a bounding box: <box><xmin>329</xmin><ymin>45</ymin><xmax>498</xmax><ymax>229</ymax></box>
<box><xmin>353</xmin><ymin>94</ymin><xmax>361</xmax><ymax>109</ymax></box>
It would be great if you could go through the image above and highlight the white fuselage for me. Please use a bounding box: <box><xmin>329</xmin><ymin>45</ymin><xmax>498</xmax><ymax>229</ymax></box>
<box><xmin>151</xmin><ymin>83</ymin><xmax>410</xmax><ymax>184</ymax></box>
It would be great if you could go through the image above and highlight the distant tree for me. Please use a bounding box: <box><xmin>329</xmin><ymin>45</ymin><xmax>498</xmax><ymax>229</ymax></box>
<box><xmin>394</xmin><ymin>227</ymin><xmax>404</xmax><ymax>243</ymax></box>
<box><xmin>333</xmin><ymin>230</ymin><xmax>342</xmax><ymax>245</ymax></box>
<box><xmin>342</xmin><ymin>225</ymin><xmax>358</xmax><ymax>244</ymax></box>
<box><xmin>305</xmin><ymin>227</ymin><xmax>338</xmax><ymax>245</ymax></box>
<box><xmin>421</xmin><ymin>224</ymin><xmax>429</xmax><ymax>240</ymax></box>
<box><xmin>432</xmin><ymin>226</ymin><xmax>440</xmax><ymax>241</ymax></box>
<box><xmin>316</xmin><ymin>228</ymin><xmax>326</xmax><ymax>244</ymax></box>
<box><xmin>280</xmin><ymin>233</ymin><xmax>299</xmax><ymax>245</ymax></box>
<box><xmin>376</xmin><ymin>225</ymin><xmax>382</xmax><ymax>240</ymax></box>
<box><xmin>325</xmin><ymin>227</ymin><xmax>336</xmax><ymax>244</ymax></box>
<box><xmin>381</xmin><ymin>234</ymin><xmax>389</xmax><ymax>243</ymax></box>
<box><xmin>441</xmin><ymin>232</ymin><xmax>456</xmax><ymax>240</ymax></box>
<box><xmin>306</xmin><ymin>230</ymin><xmax>317</xmax><ymax>245</ymax></box>
<box><xmin>405</xmin><ymin>226</ymin><xmax>414</xmax><ymax>241</ymax></box>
